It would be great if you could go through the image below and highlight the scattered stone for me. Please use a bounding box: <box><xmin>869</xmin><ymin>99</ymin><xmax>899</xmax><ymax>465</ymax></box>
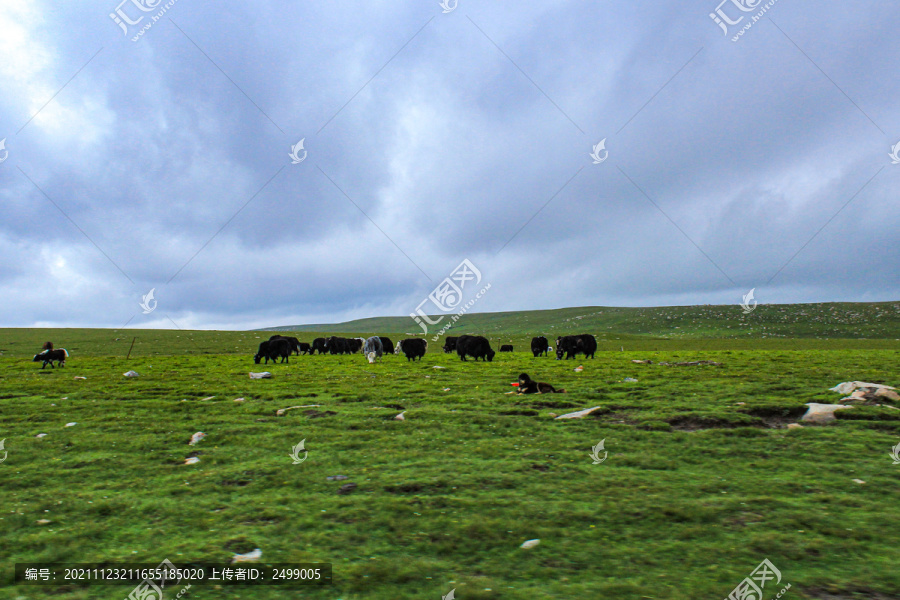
<box><xmin>234</xmin><ymin>398</ymin><xmax>245</xmax><ymax>402</ymax></box>
<box><xmin>231</xmin><ymin>548</ymin><xmax>262</xmax><ymax>564</ymax></box>
<box><xmin>188</xmin><ymin>432</ymin><xmax>206</xmax><ymax>446</ymax></box>
<box><xmin>555</xmin><ymin>406</ymin><xmax>603</xmax><ymax>420</ymax></box>
<box><xmin>124</xmin><ymin>371</ymin><xmax>139</xmax><ymax>377</ymax></box>
<box><xmin>443</xmin><ymin>388</ymin><xmax>451</xmax><ymax>392</ymax></box>
<box><xmin>433</xmin><ymin>366</ymin><xmax>446</xmax><ymax>369</ymax></box>
<box><xmin>830</xmin><ymin>381</ymin><xmax>896</xmax><ymax>395</ymax></box>
<box><xmin>874</xmin><ymin>388</ymin><xmax>900</xmax><ymax>401</ymax></box>
<box><xmin>623</xmin><ymin>377</ymin><xmax>638</xmax><ymax>383</ymax></box>
<box><xmin>201</xmin><ymin>396</ymin><xmax>216</xmax><ymax>401</ymax></box>
<box><xmin>73</xmin><ymin>376</ymin><xmax>86</xmax><ymax>380</ymax></box>
<box><xmin>35</xmin><ymin>433</ymin><xmax>48</xmax><ymax>438</ymax></box>
<box><xmin>64</xmin><ymin>422</ymin><xmax>77</xmax><ymax>427</ymax></box>
<box><xmin>326</xmin><ymin>475</ymin><xmax>349</xmax><ymax>481</ymax></box>
<box><xmin>786</xmin><ymin>423</ymin><xmax>803</xmax><ymax>430</ymax></box>
<box><xmin>801</xmin><ymin>403</ymin><xmax>853</xmax><ymax>424</ymax></box>
<box><xmin>249</xmin><ymin>372</ymin><xmax>272</xmax><ymax>379</ymax></box>
<box><xmin>276</xmin><ymin>405</ymin><xmax>321</xmax><ymax>416</ymax></box>
<box><xmin>632</xmin><ymin>359</ymin><xmax>652</xmax><ymax>364</ymax></box>
<box><xmin>395</xmin><ymin>411</ymin><xmax>406</xmax><ymax>421</ymax></box>
<box><xmin>183</xmin><ymin>457</ymin><xmax>200</xmax><ymax>465</ymax></box>
<box><xmin>852</xmin><ymin>479</ymin><xmax>866</xmax><ymax>485</ymax></box>
<box><xmin>338</xmin><ymin>483</ymin><xmax>357</xmax><ymax>495</ymax></box>
<box><xmin>520</xmin><ymin>539</ymin><xmax>540</xmax><ymax>549</ymax></box>
<box><xmin>735</xmin><ymin>402</ymin><xmax>746</xmax><ymax>405</ymax></box>
<box><xmin>36</xmin><ymin>519</ymin><xmax>51</xmax><ymax>525</ymax></box>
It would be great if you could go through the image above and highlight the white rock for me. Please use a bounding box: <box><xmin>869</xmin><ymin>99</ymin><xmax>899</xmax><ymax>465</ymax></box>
<box><xmin>35</xmin><ymin>433</ymin><xmax>48</xmax><ymax>438</ymax></box>
<box><xmin>183</xmin><ymin>457</ymin><xmax>200</xmax><ymax>465</ymax></box>
<box><xmin>520</xmin><ymin>539</ymin><xmax>540</xmax><ymax>549</ymax></box>
<box><xmin>188</xmin><ymin>432</ymin><xmax>206</xmax><ymax>446</ymax></box>
<box><xmin>830</xmin><ymin>381</ymin><xmax>895</xmax><ymax>395</ymax></box>
<box><xmin>124</xmin><ymin>371</ymin><xmax>139</xmax><ymax>377</ymax></box>
<box><xmin>231</xmin><ymin>548</ymin><xmax>262</xmax><ymax>563</ymax></box>
<box><xmin>249</xmin><ymin>372</ymin><xmax>272</xmax><ymax>379</ymax></box>
<box><xmin>200</xmin><ymin>396</ymin><xmax>216</xmax><ymax>401</ymax></box>
<box><xmin>64</xmin><ymin>422</ymin><xmax>77</xmax><ymax>427</ymax></box>
<box><xmin>234</xmin><ymin>397</ymin><xmax>245</xmax><ymax>402</ymax></box>
<box><xmin>801</xmin><ymin>403</ymin><xmax>853</xmax><ymax>423</ymax></box>
<box><xmin>852</xmin><ymin>479</ymin><xmax>866</xmax><ymax>485</ymax></box>
<box><xmin>276</xmin><ymin>404</ymin><xmax>321</xmax><ymax>416</ymax></box>
<box><xmin>73</xmin><ymin>376</ymin><xmax>86</xmax><ymax>380</ymax></box>
<box><xmin>555</xmin><ymin>406</ymin><xmax>603</xmax><ymax>420</ymax></box>
<box><xmin>395</xmin><ymin>411</ymin><xmax>406</xmax><ymax>421</ymax></box>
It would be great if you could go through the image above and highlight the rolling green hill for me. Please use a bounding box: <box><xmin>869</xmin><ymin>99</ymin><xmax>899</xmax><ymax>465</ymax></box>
<box><xmin>264</xmin><ymin>301</ymin><xmax>900</xmax><ymax>339</ymax></box>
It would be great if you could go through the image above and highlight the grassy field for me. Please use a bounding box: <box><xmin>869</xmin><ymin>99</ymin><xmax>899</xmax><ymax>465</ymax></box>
<box><xmin>1</xmin><ymin>325</ymin><xmax>899</xmax><ymax>600</ymax></box>
<box><xmin>267</xmin><ymin>301</ymin><xmax>900</xmax><ymax>340</ymax></box>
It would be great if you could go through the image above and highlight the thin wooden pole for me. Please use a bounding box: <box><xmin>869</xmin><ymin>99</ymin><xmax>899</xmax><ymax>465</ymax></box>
<box><xmin>126</xmin><ymin>337</ymin><xmax>136</xmax><ymax>360</ymax></box>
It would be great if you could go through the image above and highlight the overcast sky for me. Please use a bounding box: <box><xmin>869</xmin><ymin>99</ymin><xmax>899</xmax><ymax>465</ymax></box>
<box><xmin>1</xmin><ymin>0</ymin><xmax>898</xmax><ymax>330</ymax></box>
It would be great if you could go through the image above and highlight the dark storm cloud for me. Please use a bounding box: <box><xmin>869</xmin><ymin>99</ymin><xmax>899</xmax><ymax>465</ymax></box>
<box><xmin>1</xmin><ymin>0</ymin><xmax>898</xmax><ymax>328</ymax></box>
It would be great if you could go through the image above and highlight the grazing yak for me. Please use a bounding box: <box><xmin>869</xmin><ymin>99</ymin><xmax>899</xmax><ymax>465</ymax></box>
<box><xmin>517</xmin><ymin>373</ymin><xmax>566</xmax><ymax>394</ymax></box>
<box><xmin>556</xmin><ymin>334</ymin><xmax>597</xmax><ymax>360</ymax></box>
<box><xmin>33</xmin><ymin>348</ymin><xmax>68</xmax><ymax>369</ymax></box>
<box><xmin>396</xmin><ymin>338</ymin><xmax>427</xmax><ymax>361</ymax></box>
<box><xmin>363</xmin><ymin>336</ymin><xmax>384</xmax><ymax>364</ymax></box>
<box><xmin>255</xmin><ymin>338</ymin><xmax>292</xmax><ymax>364</ymax></box>
<box><xmin>378</xmin><ymin>337</ymin><xmax>394</xmax><ymax>354</ymax></box>
<box><xmin>311</xmin><ymin>338</ymin><xmax>327</xmax><ymax>355</ymax></box>
<box><xmin>500</xmin><ymin>345</ymin><xmax>514</xmax><ymax>352</ymax></box>
<box><xmin>269</xmin><ymin>335</ymin><xmax>301</xmax><ymax>355</ymax></box>
<box><xmin>326</xmin><ymin>336</ymin><xmax>350</xmax><ymax>355</ymax></box>
<box><xmin>531</xmin><ymin>336</ymin><xmax>550</xmax><ymax>357</ymax></box>
<box><xmin>443</xmin><ymin>336</ymin><xmax>459</xmax><ymax>353</ymax></box>
<box><xmin>349</xmin><ymin>338</ymin><xmax>365</xmax><ymax>354</ymax></box>
<box><xmin>456</xmin><ymin>335</ymin><xmax>495</xmax><ymax>362</ymax></box>
<box><xmin>297</xmin><ymin>342</ymin><xmax>311</xmax><ymax>355</ymax></box>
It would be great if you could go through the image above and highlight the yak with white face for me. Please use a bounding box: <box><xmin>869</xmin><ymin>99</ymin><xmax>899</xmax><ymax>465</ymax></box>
<box><xmin>364</xmin><ymin>336</ymin><xmax>384</xmax><ymax>364</ymax></box>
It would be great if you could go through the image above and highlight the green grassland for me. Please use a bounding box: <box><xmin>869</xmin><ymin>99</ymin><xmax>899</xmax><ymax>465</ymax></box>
<box><xmin>1</xmin><ymin>309</ymin><xmax>899</xmax><ymax>599</ymax></box>
<box><xmin>267</xmin><ymin>301</ymin><xmax>900</xmax><ymax>340</ymax></box>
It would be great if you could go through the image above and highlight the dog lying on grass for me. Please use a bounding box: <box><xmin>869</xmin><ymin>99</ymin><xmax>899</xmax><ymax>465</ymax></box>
<box><xmin>517</xmin><ymin>373</ymin><xmax>565</xmax><ymax>394</ymax></box>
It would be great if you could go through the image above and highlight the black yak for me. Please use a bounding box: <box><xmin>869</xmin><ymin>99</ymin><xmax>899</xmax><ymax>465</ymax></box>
<box><xmin>396</xmin><ymin>338</ymin><xmax>427</xmax><ymax>361</ymax></box>
<box><xmin>556</xmin><ymin>334</ymin><xmax>597</xmax><ymax>360</ymax></box>
<box><xmin>33</xmin><ymin>348</ymin><xmax>68</xmax><ymax>369</ymax></box>
<box><xmin>531</xmin><ymin>336</ymin><xmax>550</xmax><ymax>357</ymax></box>
<box><xmin>254</xmin><ymin>338</ymin><xmax>291</xmax><ymax>364</ymax></box>
<box><xmin>456</xmin><ymin>335</ymin><xmax>495</xmax><ymax>362</ymax></box>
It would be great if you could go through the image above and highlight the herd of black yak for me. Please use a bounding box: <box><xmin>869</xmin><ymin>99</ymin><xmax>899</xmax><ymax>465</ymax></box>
<box><xmin>253</xmin><ymin>333</ymin><xmax>598</xmax><ymax>364</ymax></box>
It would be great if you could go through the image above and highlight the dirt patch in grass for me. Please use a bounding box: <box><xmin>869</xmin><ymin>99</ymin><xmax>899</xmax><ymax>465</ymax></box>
<box><xmin>304</xmin><ymin>409</ymin><xmax>337</xmax><ymax>418</ymax></box>
<box><xmin>740</xmin><ymin>405</ymin><xmax>808</xmax><ymax>428</ymax></box>
<box><xmin>668</xmin><ymin>415</ymin><xmax>757</xmax><ymax>431</ymax></box>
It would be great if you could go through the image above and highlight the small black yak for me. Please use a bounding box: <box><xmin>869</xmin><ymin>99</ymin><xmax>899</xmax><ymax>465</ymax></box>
<box><xmin>34</xmin><ymin>348</ymin><xmax>68</xmax><ymax>369</ymax></box>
